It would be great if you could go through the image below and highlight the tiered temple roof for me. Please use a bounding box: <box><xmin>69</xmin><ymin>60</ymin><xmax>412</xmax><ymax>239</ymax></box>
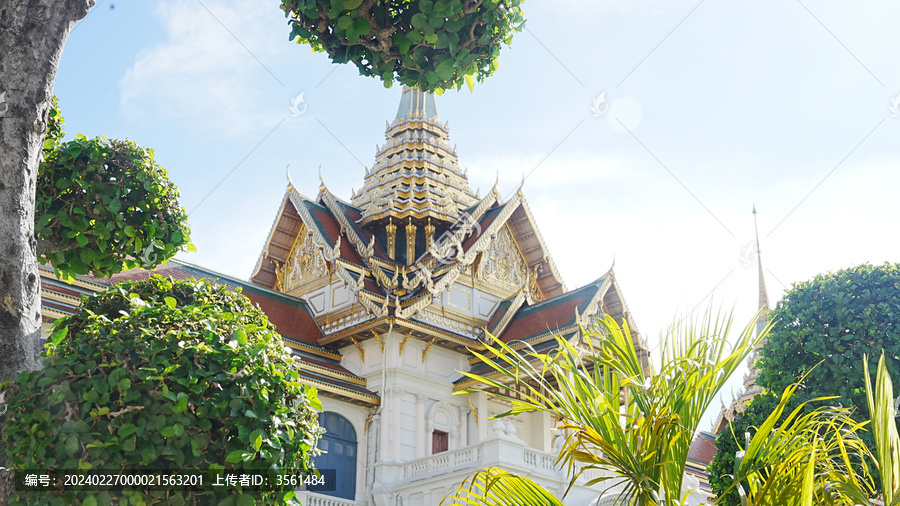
<box><xmin>351</xmin><ymin>87</ymin><xmax>478</xmax><ymax>227</ymax></box>
<box><xmin>42</xmin><ymin>87</ymin><xmax>648</xmax><ymax>413</ymax></box>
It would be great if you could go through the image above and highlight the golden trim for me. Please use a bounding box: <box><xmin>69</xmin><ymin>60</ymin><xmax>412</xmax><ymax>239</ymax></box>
<box><xmin>280</xmin><ymin>339</ymin><xmax>342</xmax><ymax>361</ymax></box>
<box><xmin>41</xmin><ymin>289</ymin><xmax>83</xmax><ymax>306</ymax></box>
<box><xmin>364</xmin><ymin>406</ymin><xmax>377</xmax><ymax>434</ymax></box>
<box><xmin>421</xmin><ymin>336</ymin><xmax>437</xmax><ymax>363</ymax></box>
<box><xmin>406</xmin><ymin>217</ymin><xmax>417</xmax><ymax>265</ymax></box>
<box><xmin>425</xmin><ymin>218</ymin><xmax>435</xmax><ymax>251</ymax></box>
<box><xmin>350</xmin><ymin>336</ymin><xmax>365</xmax><ymax>362</ymax></box>
<box><xmin>316</xmin><ymin>317</ymin><xmax>484</xmax><ymax>350</ymax></box>
<box><xmin>398</xmin><ymin>331</ymin><xmax>412</xmax><ymax>357</ymax></box>
<box><xmin>371</xmin><ymin>330</ymin><xmax>384</xmax><ymax>352</ymax></box>
<box><xmin>41</xmin><ymin>307</ymin><xmax>69</xmax><ymax>320</ymax></box>
<box><xmin>300</xmin><ymin>376</ymin><xmax>380</xmax><ymax>405</ymax></box>
<box><xmin>386</xmin><ymin>218</ymin><xmax>397</xmax><ymax>260</ymax></box>
<box><xmin>466</xmin><ymin>393</ymin><xmax>479</xmax><ymax>428</ymax></box>
<box><xmin>299</xmin><ymin>361</ymin><xmax>367</xmax><ymax>386</ymax></box>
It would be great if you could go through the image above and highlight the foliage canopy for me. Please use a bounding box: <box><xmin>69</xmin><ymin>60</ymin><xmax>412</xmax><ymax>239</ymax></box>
<box><xmin>35</xmin><ymin>108</ymin><xmax>192</xmax><ymax>280</ymax></box>
<box><xmin>282</xmin><ymin>0</ymin><xmax>525</xmax><ymax>92</ymax></box>
<box><xmin>757</xmin><ymin>262</ymin><xmax>900</xmax><ymax>410</ymax></box>
<box><xmin>2</xmin><ymin>276</ymin><xmax>322</xmax><ymax>505</ymax></box>
<box><xmin>709</xmin><ymin>262</ymin><xmax>900</xmax><ymax>504</ymax></box>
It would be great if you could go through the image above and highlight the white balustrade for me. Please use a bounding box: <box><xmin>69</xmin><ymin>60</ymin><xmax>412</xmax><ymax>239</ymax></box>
<box><xmin>401</xmin><ymin>445</ymin><xmax>484</xmax><ymax>480</ymax></box>
<box><xmin>300</xmin><ymin>492</ymin><xmax>365</xmax><ymax>506</ymax></box>
<box><xmin>523</xmin><ymin>448</ymin><xmax>559</xmax><ymax>472</ymax></box>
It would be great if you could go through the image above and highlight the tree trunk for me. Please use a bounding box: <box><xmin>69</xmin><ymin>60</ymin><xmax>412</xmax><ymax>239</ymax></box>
<box><xmin>0</xmin><ymin>0</ymin><xmax>92</xmax><ymax>499</ymax></box>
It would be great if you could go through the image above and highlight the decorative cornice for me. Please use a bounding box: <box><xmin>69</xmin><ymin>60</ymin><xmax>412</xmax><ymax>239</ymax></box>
<box><xmin>281</xmin><ymin>339</ymin><xmax>342</xmax><ymax>361</ymax></box>
<box><xmin>300</xmin><ymin>375</ymin><xmax>380</xmax><ymax>406</ymax></box>
<box><xmin>395</xmin><ymin>292</ymin><xmax>433</xmax><ymax>320</ymax></box>
<box><xmin>300</xmin><ymin>361</ymin><xmax>368</xmax><ymax>386</ymax></box>
<box><xmin>287</xmin><ymin>188</ymin><xmax>342</xmax><ymax>265</ymax></box>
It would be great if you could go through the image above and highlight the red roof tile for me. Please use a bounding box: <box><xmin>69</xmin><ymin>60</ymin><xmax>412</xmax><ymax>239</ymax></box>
<box><xmin>89</xmin><ymin>262</ymin><xmax>325</xmax><ymax>345</ymax></box>
<box><xmin>497</xmin><ymin>279</ymin><xmax>605</xmax><ymax>343</ymax></box>
<box><xmin>309</xmin><ymin>205</ymin><xmax>365</xmax><ymax>267</ymax></box>
<box><xmin>687</xmin><ymin>432</ymin><xmax>718</xmax><ymax>467</ymax></box>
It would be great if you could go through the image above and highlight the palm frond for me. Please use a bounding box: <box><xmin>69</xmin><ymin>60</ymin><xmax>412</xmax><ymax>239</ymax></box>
<box><xmin>440</xmin><ymin>467</ymin><xmax>565</xmax><ymax>506</ymax></box>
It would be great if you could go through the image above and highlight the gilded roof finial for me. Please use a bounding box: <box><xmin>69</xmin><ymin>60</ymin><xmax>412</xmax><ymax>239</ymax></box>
<box><xmin>286</xmin><ymin>164</ymin><xmax>295</xmax><ymax>190</ymax></box>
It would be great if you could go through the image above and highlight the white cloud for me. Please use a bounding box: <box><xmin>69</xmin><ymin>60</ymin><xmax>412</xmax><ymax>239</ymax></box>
<box><xmin>466</xmin><ymin>152</ymin><xmax>623</xmax><ymax>193</ymax></box>
<box><xmin>120</xmin><ymin>0</ymin><xmax>298</xmax><ymax>137</ymax></box>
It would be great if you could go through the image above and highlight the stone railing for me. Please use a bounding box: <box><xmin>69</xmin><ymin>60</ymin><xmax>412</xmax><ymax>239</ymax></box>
<box><xmin>296</xmin><ymin>491</ymin><xmax>366</xmax><ymax>506</ymax></box>
<box><xmin>401</xmin><ymin>444</ymin><xmax>484</xmax><ymax>480</ymax></box>
<box><xmin>523</xmin><ymin>448</ymin><xmax>559</xmax><ymax>473</ymax></box>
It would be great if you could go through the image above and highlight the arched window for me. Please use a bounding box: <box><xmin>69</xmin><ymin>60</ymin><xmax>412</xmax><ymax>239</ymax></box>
<box><xmin>310</xmin><ymin>412</ymin><xmax>357</xmax><ymax>500</ymax></box>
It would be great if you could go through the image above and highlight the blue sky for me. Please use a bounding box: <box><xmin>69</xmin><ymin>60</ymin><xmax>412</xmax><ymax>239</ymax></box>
<box><xmin>54</xmin><ymin>0</ymin><xmax>900</xmax><ymax>430</ymax></box>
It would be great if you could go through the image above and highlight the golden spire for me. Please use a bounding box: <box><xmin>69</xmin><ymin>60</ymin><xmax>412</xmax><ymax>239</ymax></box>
<box><xmin>352</xmin><ymin>87</ymin><xmax>478</xmax><ymax>228</ymax></box>
<box><xmin>406</xmin><ymin>217</ymin><xmax>417</xmax><ymax>264</ymax></box>
<box><xmin>386</xmin><ymin>217</ymin><xmax>397</xmax><ymax>260</ymax></box>
<box><xmin>425</xmin><ymin>217</ymin><xmax>435</xmax><ymax>251</ymax></box>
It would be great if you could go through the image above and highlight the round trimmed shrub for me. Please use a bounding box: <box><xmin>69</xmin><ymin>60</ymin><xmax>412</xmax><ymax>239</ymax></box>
<box><xmin>2</xmin><ymin>276</ymin><xmax>323</xmax><ymax>505</ymax></box>
<box><xmin>35</xmin><ymin>136</ymin><xmax>192</xmax><ymax>280</ymax></box>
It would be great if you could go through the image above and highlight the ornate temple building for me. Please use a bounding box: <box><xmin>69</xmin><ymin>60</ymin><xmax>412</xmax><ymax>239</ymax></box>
<box><xmin>41</xmin><ymin>87</ymin><xmax>650</xmax><ymax>505</ymax></box>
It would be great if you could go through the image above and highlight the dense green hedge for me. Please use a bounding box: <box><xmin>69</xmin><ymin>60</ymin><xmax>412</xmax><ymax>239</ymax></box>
<box><xmin>2</xmin><ymin>276</ymin><xmax>323</xmax><ymax>505</ymax></box>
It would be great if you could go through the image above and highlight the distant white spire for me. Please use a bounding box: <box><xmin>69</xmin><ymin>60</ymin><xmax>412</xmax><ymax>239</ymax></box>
<box><xmin>753</xmin><ymin>205</ymin><xmax>770</xmax><ymax>337</ymax></box>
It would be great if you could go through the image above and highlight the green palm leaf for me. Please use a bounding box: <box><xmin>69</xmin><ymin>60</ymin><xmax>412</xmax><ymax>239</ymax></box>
<box><xmin>441</xmin><ymin>467</ymin><xmax>565</xmax><ymax>506</ymax></box>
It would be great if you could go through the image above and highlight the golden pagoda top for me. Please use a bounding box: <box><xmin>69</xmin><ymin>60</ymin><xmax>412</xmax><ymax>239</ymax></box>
<box><xmin>351</xmin><ymin>87</ymin><xmax>478</xmax><ymax>227</ymax></box>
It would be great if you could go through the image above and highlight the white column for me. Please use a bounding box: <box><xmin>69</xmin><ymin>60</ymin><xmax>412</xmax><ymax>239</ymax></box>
<box><xmin>379</xmin><ymin>389</ymin><xmax>390</xmax><ymax>461</ymax></box>
<box><xmin>392</xmin><ymin>387</ymin><xmax>403</xmax><ymax>459</ymax></box>
<box><xmin>415</xmin><ymin>394</ymin><xmax>426</xmax><ymax>458</ymax></box>
<box><xmin>474</xmin><ymin>391</ymin><xmax>488</xmax><ymax>442</ymax></box>
<box><xmin>425</xmin><ymin>417</ymin><xmax>433</xmax><ymax>455</ymax></box>
<box><xmin>459</xmin><ymin>407</ymin><xmax>469</xmax><ymax>447</ymax></box>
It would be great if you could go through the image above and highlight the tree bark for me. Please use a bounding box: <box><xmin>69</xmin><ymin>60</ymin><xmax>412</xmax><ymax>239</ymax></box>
<box><xmin>0</xmin><ymin>0</ymin><xmax>92</xmax><ymax>499</ymax></box>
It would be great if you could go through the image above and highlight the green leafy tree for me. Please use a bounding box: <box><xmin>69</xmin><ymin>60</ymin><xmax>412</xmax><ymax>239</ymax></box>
<box><xmin>0</xmin><ymin>4</ymin><xmax>183</xmax><ymax>499</ymax></box>
<box><xmin>757</xmin><ymin>262</ymin><xmax>900</xmax><ymax>410</ymax></box>
<box><xmin>2</xmin><ymin>276</ymin><xmax>323</xmax><ymax>505</ymax></box>
<box><xmin>722</xmin><ymin>353</ymin><xmax>900</xmax><ymax>506</ymax></box>
<box><xmin>35</xmin><ymin>101</ymin><xmax>192</xmax><ymax>281</ymax></box>
<box><xmin>282</xmin><ymin>0</ymin><xmax>525</xmax><ymax>92</ymax></box>
<box><xmin>709</xmin><ymin>262</ymin><xmax>900</xmax><ymax>504</ymax></box>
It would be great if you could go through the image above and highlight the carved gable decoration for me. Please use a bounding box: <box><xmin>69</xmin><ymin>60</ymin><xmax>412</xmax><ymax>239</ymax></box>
<box><xmin>277</xmin><ymin>224</ymin><xmax>326</xmax><ymax>292</ymax></box>
<box><xmin>478</xmin><ymin>226</ymin><xmax>526</xmax><ymax>287</ymax></box>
